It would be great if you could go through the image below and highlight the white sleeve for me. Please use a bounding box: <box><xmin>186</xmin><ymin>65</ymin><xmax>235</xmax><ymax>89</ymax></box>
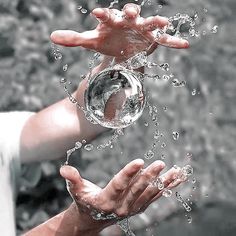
<box><xmin>0</xmin><ymin>111</ymin><xmax>35</xmax><ymax>178</ymax></box>
<box><xmin>0</xmin><ymin>111</ymin><xmax>34</xmax><ymax>236</ymax></box>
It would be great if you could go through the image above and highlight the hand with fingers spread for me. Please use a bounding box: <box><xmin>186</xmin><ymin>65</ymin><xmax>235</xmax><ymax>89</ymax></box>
<box><xmin>57</xmin><ymin>159</ymin><xmax>184</xmax><ymax>235</ymax></box>
<box><xmin>50</xmin><ymin>3</ymin><xmax>189</xmax><ymax>61</ymax></box>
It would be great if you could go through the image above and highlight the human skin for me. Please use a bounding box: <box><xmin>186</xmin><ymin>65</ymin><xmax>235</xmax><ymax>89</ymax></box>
<box><xmin>21</xmin><ymin>3</ymin><xmax>189</xmax><ymax>236</ymax></box>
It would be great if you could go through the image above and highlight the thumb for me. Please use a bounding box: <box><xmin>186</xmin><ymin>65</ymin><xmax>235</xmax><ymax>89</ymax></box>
<box><xmin>60</xmin><ymin>165</ymin><xmax>83</xmax><ymax>186</ymax></box>
<box><xmin>50</xmin><ymin>30</ymin><xmax>98</xmax><ymax>48</ymax></box>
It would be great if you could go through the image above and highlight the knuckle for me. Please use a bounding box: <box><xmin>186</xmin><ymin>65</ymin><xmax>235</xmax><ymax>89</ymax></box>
<box><xmin>101</xmin><ymin>203</ymin><xmax>115</xmax><ymax>213</ymax></box>
<box><xmin>116</xmin><ymin>207</ymin><xmax>129</xmax><ymax>218</ymax></box>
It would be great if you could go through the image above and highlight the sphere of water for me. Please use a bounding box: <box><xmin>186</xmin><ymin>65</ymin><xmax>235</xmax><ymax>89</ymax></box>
<box><xmin>84</xmin><ymin>68</ymin><xmax>146</xmax><ymax>129</ymax></box>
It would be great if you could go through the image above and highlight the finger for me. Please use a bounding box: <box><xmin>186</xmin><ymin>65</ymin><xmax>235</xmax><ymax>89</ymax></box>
<box><xmin>60</xmin><ymin>165</ymin><xmax>83</xmax><ymax>186</ymax></box>
<box><xmin>50</xmin><ymin>30</ymin><xmax>98</xmax><ymax>48</ymax></box>
<box><xmin>123</xmin><ymin>3</ymin><xmax>141</xmax><ymax>19</ymax></box>
<box><xmin>91</xmin><ymin>8</ymin><xmax>110</xmax><ymax>23</ymax></box>
<box><xmin>142</xmin><ymin>16</ymin><xmax>169</xmax><ymax>31</ymax></box>
<box><xmin>124</xmin><ymin>160</ymin><xmax>165</xmax><ymax>207</ymax></box>
<box><xmin>132</xmin><ymin>166</ymin><xmax>181</xmax><ymax>211</ymax></box>
<box><xmin>103</xmin><ymin>159</ymin><xmax>144</xmax><ymax>199</ymax></box>
<box><xmin>157</xmin><ymin>34</ymin><xmax>189</xmax><ymax>48</ymax></box>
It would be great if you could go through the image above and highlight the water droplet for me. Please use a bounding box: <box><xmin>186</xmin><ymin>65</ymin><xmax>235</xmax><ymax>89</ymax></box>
<box><xmin>193</xmin><ymin>12</ymin><xmax>198</xmax><ymax>20</ymax></box>
<box><xmin>81</xmin><ymin>8</ymin><xmax>88</xmax><ymax>14</ymax></box>
<box><xmin>187</xmin><ymin>215</ymin><xmax>192</xmax><ymax>224</ymax></box>
<box><xmin>154</xmin><ymin>130</ymin><xmax>160</xmax><ymax>139</ymax></box>
<box><xmin>144</xmin><ymin>122</ymin><xmax>149</xmax><ymax>127</ymax></box>
<box><xmin>77</xmin><ymin>6</ymin><xmax>82</xmax><ymax>10</ymax></box>
<box><xmin>125</xmin><ymin>51</ymin><xmax>147</xmax><ymax>69</ymax></box>
<box><xmin>192</xmin><ymin>178</ymin><xmax>196</xmax><ymax>184</ymax></box>
<box><xmin>75</xmin><ymin>141</ymin><xmax>82</xmax><ymax>149</ymax></box>
<box><xmin>115</xmin><ymin>129</ymin><xmax>124</xmax><ymax>136</ymax></box>
<box><xmin>84</xmin><ymin>144</ymin><xmax>94</xmax><ymax>151</ymax></box>
<box><xmin>69</xmin><ymin>96</ymin><xmax>77</xmax><ymax>103</ymax></box>
<box><xmin>151</xmin><ymin>177</ymin><xmax>164</xmax><ymax>190</ymax></box>
<box><xmin>162</xmin><ymin>189</ymin><xmax>172</xmax><ymax>197</ymax></box>
<box><xmin>182</xmin><ymin>165</ymin><xmax>194</xmax><ymax>177</ymax></box>
<box><xmin>82</xmin><ymin>139</ymin><xmax>87</xmax><ymax>144</ymax></box>
<box><xmin>161</xmin><ymin>154</ymin><xmax>165</xmax><ymax>160</ymax></box>
<box><xmin>157</xmin><ymin>178</ymin><xmax>164</xmax><ymax>190</ymax></box>
<box><xmin>81</xmin><ymin>74</ymin><xmax>86</xmax><ymax>80</ymax></box>
<box><xmin>67</xmin><ymin>149</ymin><xmax>74</xmax><ymax>158</ymax></box>
<box><xmin>161</xmin><ymin>143</ymin><xmax>166</xmax><ymax>148</ymax></box>
<box><xmin>203</xmin><ymin>7</ymin><xmax>208</xmax><ymax>13</ymax></box>
<box><xmin>145</xmin><ymin>150</ymin><xmax>154</xmax><ymax>159</ymax></box>
<box><xmin>60</xmin><ymin>78</ymin><xmax>67</xmax><ymax>84</ymax></box>
<box><xmin>63</xmin><ymin>64</ymin><xmax>68</xmax><ymax>71</ymax></box>
<box><xmin>163</xmin><ymin>106</ymin><xmax>167</xmax><ymax>111</ymax></box>
<box><xmin>211</xmin><ymin>25</ymin><xmax>218</xmax><ymax>34</ymax></box>
<box><xmin>183</xmin><ymin>202</ymin><xmax>192</xmax><ymax>212</ymax></box>
<box><xmin>172</xmin><ymin>79</ymin><xmax>186</xmax><ymax>87</ymax></box>
<box><xmin>152</xmin><ymin>114</ymin><xmax>157</xmax><ymax>122</ymax></box>
<box><xmin>186</xmin><ymin>152</ymin><xmax>193</xmax><ymax>159</ymax></box>
<box><xmin>93</xmin><ymin>52</ymin><xmax>100</xmax><ymax>60</ymax></box>
<box><xmin>159</xmin><ymin>63</ymin><xmax>170</xmax><ymax>71</ymax></box>
<box><xmin>191</xmin><ymin>89</ymin><xmax>197</xmax><ymax>96</ymax></box>
<box><xmin>162</xmin><ymin>75</ymin><xmax>170</xmax><ymax>80</ymax></box>
<box><xmin>172</xmin><ymin>131</ymin><xmax>179</xmax><ymax>140</ymax></box>
<box><xmin>189</xmin><ymin>28</ymin><xmax>195</xmax><ymax>37</ymax></box>
<box><xmin>176</xmin><ymin>191</ymin><xmax>183</xmax><ymax>202</ymax></box>
<box><xmin>55</xmin><ymin>53</ymin><xmax>62</xmax><ymax>60</ymax></box>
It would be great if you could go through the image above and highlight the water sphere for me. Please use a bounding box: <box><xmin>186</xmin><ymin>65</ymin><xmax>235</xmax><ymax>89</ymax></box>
<box><xmin>84</xmin><ymin>68</ymin><xmax>146</xmax><ymax>129</ymax></box>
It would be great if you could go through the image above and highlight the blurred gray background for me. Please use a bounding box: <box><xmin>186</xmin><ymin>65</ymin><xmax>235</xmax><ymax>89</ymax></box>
<box><xmin>0</xmin><ymin>0</ymin><xmax>235</xmax><ymax>235</ymax></box>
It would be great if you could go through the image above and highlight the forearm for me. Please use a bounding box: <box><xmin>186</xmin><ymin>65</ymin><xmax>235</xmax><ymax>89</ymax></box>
<box><xmin>23</xmin><ymin>203</ymin><xmax>106</xmax><ymax>236</ymax></box>
<box><xmin>20</xmin><ymin>58</ymin><xmax>111</xmax><ymax>163</ymax></box>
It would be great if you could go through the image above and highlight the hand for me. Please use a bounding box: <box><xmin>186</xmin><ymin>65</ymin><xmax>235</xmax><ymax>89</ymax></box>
<box><xmin>60</xmin><ymin>159</ymin><xmax>184</xmax><ymax>233</ymax></box>
<box><xmin>50</xmin><ymin>3</ymin><xmax>189</xmax><ymax>61</ymax></box>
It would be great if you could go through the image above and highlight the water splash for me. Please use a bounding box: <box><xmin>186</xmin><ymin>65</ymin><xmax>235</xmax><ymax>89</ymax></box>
<box><xmin>172</xmin><ymin>132</ymin><xmax>180</xmax><ymax>140</ymax></box>
<box><xmin>159</xmin><ymin>63</ymin><xmax>170</xmax><ymax>72</ymax></box>
<box><xmin>150</xmin><ymin>177</ymin><xmax>164</xmax><ymax>190</ymax></box>
<box><xmin>162</xmin><ymin>189</ymin><xmax>172</xmax><ymax>198</ymax></box>
<box><xmin>117</xmin><ymin>218</ymin><xmax>135</xmax><ymax>236</ymax></box>
<box><xmin>176</xmin><ymin>192</ymin><xmax>192</xmax><ymax>212</ymax></box>
<box><xmin>65</xmin><ymin>141</ymin><xmax>83</xmax><ymax>165</ymax></box>
<box><xmin>211</xmin><ymin>25</ymin><xmax>218</xmax><ymax>34</ymax></box>
<box><xmin>84</xmin><ymin>144</ymin><xmax>94</xmax><ymax>151</ymax></box>
<box><xmin>63</xmin><ymin>64</ymin><xmax>68</xmax><ymax>71</ymax></box>
<box><xmin>144</xmin><ymin>150</ymin><xmax>154</xmax><ymax>159</ymax></box>
<box><xmin>172</xmin><ymin>79</ymin><xmax>186</xmax><ymax>88</ymax></box>
<box><xmin>91</xmin><ymin>210</ymin><xmax>118</xmax><ymax>220</ymax></box>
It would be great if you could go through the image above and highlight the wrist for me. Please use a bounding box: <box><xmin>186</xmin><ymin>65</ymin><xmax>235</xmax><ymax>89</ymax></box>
<box><xmin>67</xmin><ymin>202</ymin><xmax>111</xmax><ymax>236</ymax></box>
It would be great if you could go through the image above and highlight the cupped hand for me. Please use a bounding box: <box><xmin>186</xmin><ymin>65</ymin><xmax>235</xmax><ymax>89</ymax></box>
<box><xmin>51</xmin><ymin>3</ymin><xmax>189</xmax><ymax>60</ymax></box>
<box><xmin>60</xmin><ymin>159</ymin><xmax>184</xmax><ymax>230</ymax></box>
